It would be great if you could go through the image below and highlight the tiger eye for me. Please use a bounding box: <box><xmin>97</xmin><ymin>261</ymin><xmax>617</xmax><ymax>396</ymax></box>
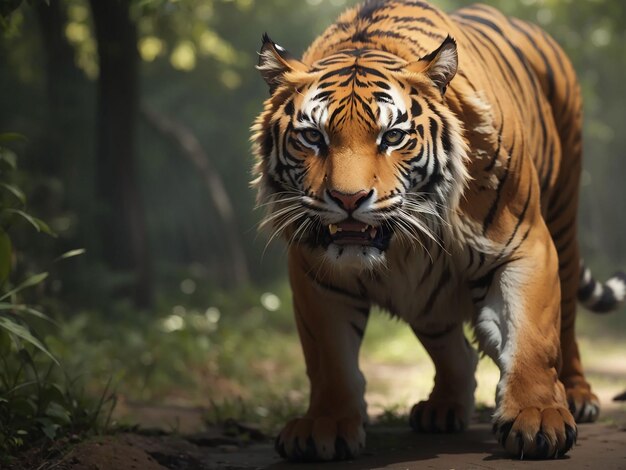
<box><xmin>302</xmin><ymin>129</ymin><xmax>324</xmax><ymax>146</ymax></box>
<box><xmin>382</xmin><ymin>129</ymin><xmax>405</xmax><ymax>147</ymax></box>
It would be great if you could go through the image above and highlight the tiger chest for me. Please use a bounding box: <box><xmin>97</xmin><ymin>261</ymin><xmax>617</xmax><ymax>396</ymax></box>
<box><xmin>360</xmin><ymin>244</ymin><xmax>473</xmax><ymax>327</ymax></box>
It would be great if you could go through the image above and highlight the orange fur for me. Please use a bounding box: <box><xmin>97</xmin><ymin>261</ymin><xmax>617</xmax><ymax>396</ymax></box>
<box><xmin>251</xmin><ymin>0</ymin><xmax>616</xmax><ymax>461</ymax></box>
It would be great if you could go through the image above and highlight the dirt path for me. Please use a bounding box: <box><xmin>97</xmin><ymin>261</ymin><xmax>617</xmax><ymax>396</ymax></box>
<box><xmin>37</xmin><ymin>341</ymin><xmax>626</xmax><ymax>469</ymax></box>
<box><xmin>51</xmin><ymin>418</ymin><xmax>626</xmax><ymax>470</ymax></box>
<box><xmin>44</xmin><ymin>393</ymin><xmax>626</xmax><ymax>470</ymax></box>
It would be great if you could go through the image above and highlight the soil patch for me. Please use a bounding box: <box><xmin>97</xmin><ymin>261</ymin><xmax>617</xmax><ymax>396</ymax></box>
<box><xmin>23</xmin><ymin>416</ymin><xmax>626</xmax><ymax>470</ymax></box>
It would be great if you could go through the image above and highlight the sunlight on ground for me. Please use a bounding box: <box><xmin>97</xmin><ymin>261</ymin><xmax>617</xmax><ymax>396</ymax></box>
<box><xmin>112</xmin><ymin>303</ymin><xmax>626</xmax><ymax>433</ymax></box>
<box><xmin>361</xmin><ymin>311</ymin><xmax>500</xmax><ymax>415</ymax></box>
<box><xmin>361</xmin><ymin>311</ymin><xmax>626</xmax><ymax>419</ymax></box>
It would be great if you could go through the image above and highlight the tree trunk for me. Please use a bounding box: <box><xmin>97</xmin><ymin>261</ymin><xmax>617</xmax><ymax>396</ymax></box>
<box><xmin>90</xmin><ymin>0</ymin><xmax>152</xmax><ymax>307</ymax></box>
<box><xmin>35</xmin><ymin>1</ymin><xmax>93</xmax><ymax>226</ymax></box>
<box><xmin>141</xmin><ymin>105</ymin><xmax>250</xmax><ymax>286</ymax></box>
<box><xmin>35</xmin><ymin>0</ymin><xmax>80</xmax><ymax>177</ymax></box>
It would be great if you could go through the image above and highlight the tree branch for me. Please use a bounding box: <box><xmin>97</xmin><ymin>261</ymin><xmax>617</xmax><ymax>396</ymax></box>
<box><xmin>141</xmin><ymin>105</ymin><xmax>250</xmax><ymax>286</ymax></box>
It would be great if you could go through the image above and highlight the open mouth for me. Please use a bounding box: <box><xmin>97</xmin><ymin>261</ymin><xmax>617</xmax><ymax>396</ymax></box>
<box><xmin>321</xmin><ymin>219</ymin><xmax>393</xmax><ymax>251</ymax></box>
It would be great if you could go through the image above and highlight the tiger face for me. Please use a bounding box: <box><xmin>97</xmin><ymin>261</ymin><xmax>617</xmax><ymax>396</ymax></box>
<box><xmin>253</xmin><ymin>35</ymin><xmax>469</xmax><ymax>269</ymax></box>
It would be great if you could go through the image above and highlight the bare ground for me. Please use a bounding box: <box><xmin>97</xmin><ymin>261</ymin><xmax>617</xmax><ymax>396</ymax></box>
<box><xmin>24</xmin><ymin>373</ymin><xmax>626</xmax><ymax>470</ymax></box>
<box><xmin>33</xmin><ymin>411</ymin><xmax>626</xmax><ymax>470</ymax></box>
<box><xmin>11</xmin><ymin>339</ymin><xmax>625</xmax><ymax>469</ymax></box>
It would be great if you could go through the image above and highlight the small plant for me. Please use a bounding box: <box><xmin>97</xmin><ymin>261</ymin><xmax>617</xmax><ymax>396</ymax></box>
<box><xmin>374</xmin><ymin>404</ymin><xmax>409</xmax><ymax>426</ymax></box>
<box><xmin>204</xmin><ymin>394</ymin><xmax>306</xmax><ymax>437</ymax></box>
<box><xmin>0</xmin><ymin>132</ymin><xmax>111</xmax><ymax>460</ymax></box>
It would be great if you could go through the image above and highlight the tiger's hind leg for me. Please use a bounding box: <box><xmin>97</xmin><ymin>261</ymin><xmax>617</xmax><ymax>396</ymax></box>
<box><xmin>546</xmin><ymin>97</ymin><xmax>599</xmax><ymax>423</ymax></box>
<box><xmin>550</xmin><ymin>226</ymin><xmax>599</xmax><ymax>422</ymax></box>
<box><xmin>409</xmin><ymin>323</ymin><xmax>478</xmax><ymax>433</ymax></box>
<box><xmin>554</xmin><ymin>240</ymin><xmax>600</xmax><ymax>423</ymax></box>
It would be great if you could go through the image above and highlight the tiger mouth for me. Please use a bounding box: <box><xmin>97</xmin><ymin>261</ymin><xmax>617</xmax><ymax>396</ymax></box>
<box><xmin>318</xmin><ymin>219</ymin><xmax>393</xmax><ymax>251</ymax></box>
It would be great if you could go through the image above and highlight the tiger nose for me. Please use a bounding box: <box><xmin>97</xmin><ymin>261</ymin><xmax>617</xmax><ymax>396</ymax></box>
<box><xmin>328</xmin><ymin>189</ymin><xmax>372</xmax><ymax>212</ymax></box>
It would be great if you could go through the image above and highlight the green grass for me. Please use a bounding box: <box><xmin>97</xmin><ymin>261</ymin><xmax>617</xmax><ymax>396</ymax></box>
<box><xmin>5</xmin><ymin>275</ymin><xmax>622</xmax><ymax>445</ymax></box>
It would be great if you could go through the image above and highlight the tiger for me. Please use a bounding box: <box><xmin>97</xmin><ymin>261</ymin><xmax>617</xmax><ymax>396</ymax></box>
<box><xmin>251</xmin><ymin>0</ymin><xmax>626</xmax><ymax>461</ymax></box>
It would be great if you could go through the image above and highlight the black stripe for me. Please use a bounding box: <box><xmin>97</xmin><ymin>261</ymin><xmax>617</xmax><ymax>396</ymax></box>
<box><xmin>494</xmin><ymin>178</ymin><xmax>533</xmax><ymax>261</ymax></box>
<box><xmin>483</xmin><ymin>136</ymin><xmax>515</xmax><ymax>235</ymax></box>
<box><xmin>328</xmin><ymin>104</ymin><xmax>346</xmax><ymax>129</ymax></box>
<box><xmin>586</xmin><ymin>275</ymin><xmax>625</xmax><ymax>313</ymax></box>
<box><xmin>307</xmin><ymin>273</ymin><xmax>367</xmax><ymax>304</ymax></box>
<box><xmin>540</xmin><ymin>139</ymin><xmax>555</xmax><ymax>193</ymax></box>
<box><xmin>358</xmin><ymin>0</ymin><xmax>389</xmax><ymax>19</ymax></box>
<box><xmin>373</xmin><ymin>80</ymin><xmax>391</xmax><ymax>90</ymax></box>
<box><xmin>356</xmin><ymin>306</ymin><xmax>370</xmax><ymax>317</ymax></box>
<box><xmin>509</xmin><ymin>17</ymin><xmax>555</xmax><ymax>101</ymax></box>
<box><xmin>577</xmin><ymin>278</ymin><xmax>596</xmax><ymax>301</ymax></box>
<box><xmin>376</xmin><ymin>15</ymin><xmax>436</xmax><ymax>28</ymax></box>
<box><xmin>295</xmin><ymin>308</ymin><xmax>316</xmax><ymax>342</ymax></box>
<box><xmin>402</xmin><ymin>0</ymin><xmax>446</xmax><ymax>20</ymax></box>
<box><xmin>423</xmin><ymin>268</ymin><xmax>451</xmax><ymax>315</ymax></box>
<box><xmin>413</xmin><ymin>323</ymin><xmax>456</xmax><ymax>340</ymax></box>
<box><xmin>416</xmin><ymin>124</ymin><xmax>424</xmax><ymax>139</ymax></box>
<box><xmin>469</xmin><ymin>267</ymin><xmax>496</xmax><ymax>292</ymax></box>
<box><xmin>484</xmin><ymin>122</ymin><xmax>503</xmax><ymax>172</ymax></box>
<box><xmin>319</xmin><ymin>66</ymin><xmax>354</xmax><ymax>82</ymax></box>
<box><xmin>411</xmin><ymin>98</ymin><xmax>423</xmax><ymax>117</ymax></box>
<box><xmin>351</xmin><ymin>322</ymin><xmax>365</xmax><ymax>339</ymax></box>
<box><xmin>460</xmin><ymin>12</ymin><xmax>549</xmax><ymax>162</ymax></box>
<box><xmin>284</xmin><ymin>99</ymin><xmax>295</xmax><ymax>116</ymax></box>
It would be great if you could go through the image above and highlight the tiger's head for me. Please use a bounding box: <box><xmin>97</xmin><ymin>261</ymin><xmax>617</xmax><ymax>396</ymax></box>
<box><xmin>252</xmin><ymin>34</ymin><xmax>469</xmax><ymax>270</ymax></box>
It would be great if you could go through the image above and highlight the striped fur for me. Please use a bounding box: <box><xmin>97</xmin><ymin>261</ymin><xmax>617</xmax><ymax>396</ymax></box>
<box><xmin>251</xmin><ymin>0</ymin><xmax>623</xmax><ymax>461</ymax></box>
<box><xmin>578</xmin><ymin>261</ymin><xmax>626</xmax><ymax>313</ymax></box>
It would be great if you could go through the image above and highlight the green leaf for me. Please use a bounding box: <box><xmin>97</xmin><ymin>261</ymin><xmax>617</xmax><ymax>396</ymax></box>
<box><xmin>0</xmin><ymin>230</ymin><xmax>11</xmax><ymax>283</ymax></box>
<box><xmin>41</xmin><ymin>384</ymin><xmax>65</xmax><ymax>405</ymax></box>
<box><xmin>36</xmin><ymin>417</ymin><xmax>60</xmax><ymax>440</ymax></box>
<box><xmin>0</xmin><ymin>133</ymin><xmax>26</xmax><ymax>143</ymax></box>
<box><xmin>45</xmin><ymin>402</ymin><xmax>72</xmax><ymax>425</ymax></box>
<box><xmin>0</xmin><ymin>147</ymin><xmax>17</xmax><ymax>169</ymax></box>
<box><xmin>0</xmin><ymin>272</ymin><xmax>49</xmax><ymax>301</ymax></box>
<box><xmin>0</xmin><ymin>183</ymin><xmax>26</xmax><ymax>204</ymax></box>
<box><xmin>54</xmin><ymin>248</ymin><xmax>86</xmax><ymax>262</ymax></box>
<box><xmin>2</xmin><ymin>208</ymin><xmax>39</xmax><ymax>231</ymax></box>
<box><xmin>0</xmin><ymin>317</ymin><xmax>58</xmax><ymax>364</ymax></box>
<box><xmin>3</xmin><ymin>380</ymin><xmax>37</xmax><ymax>396</ymax></box>
<box><xmin>0</xmin><ymin>328</ymin><xmax>11</xmax><ymax>355</ymax></box>
<box><xmin>11</xmin><ymin>397</ymin><xmax>36</xmax><ymax>417</ymax></box>
<box><xmin>33</xmin><ymin>217</ymin><xmax>55</xmax><ymax>236</ymax></box>
<box><xmin>0</xmin><ymin>303</ymin><xmax>57</xmax><ymax>325</ymax></box>
<box><xmin>2</xmin><ymin>209</ymin><xmax>55</xmax><ymax>236</ymax></box>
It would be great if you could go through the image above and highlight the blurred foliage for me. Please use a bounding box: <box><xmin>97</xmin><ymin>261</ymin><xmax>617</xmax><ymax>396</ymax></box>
<box><xmin>48</xmin><ymin>281</ymin><xmax>304</xmax><ymax>404</ymax></box>
<box><xmin>0</xmin><ymin>133</ymin><xmax>111</xmax><ymax>459</ymax></box>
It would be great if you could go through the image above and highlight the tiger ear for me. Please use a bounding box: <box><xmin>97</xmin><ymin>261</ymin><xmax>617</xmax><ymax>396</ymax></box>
<box><xmin>257</xmin><ymin>33</ymin><xmax>307</xmax><ymax>94</ymax></box>
<box><xmin>405</xmin><ymin>35</ymin><xmax>458</xmax><ymax>95</ymax></box>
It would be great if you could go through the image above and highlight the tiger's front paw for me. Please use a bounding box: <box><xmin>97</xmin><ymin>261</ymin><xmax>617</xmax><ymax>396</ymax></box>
<box><xmin>274</xmin><ymin>414</ymin><xmax>365</xmax><ymax>461</ymax></box>
<box><xmin>409</xmin><ymin>400</ymin><xmax>468</xmax><ymax>433</ymax></box>
<box><xmin>494</xmin><ymin>406</ymin><xmax>577</xmax><ymax>459</ymax></box>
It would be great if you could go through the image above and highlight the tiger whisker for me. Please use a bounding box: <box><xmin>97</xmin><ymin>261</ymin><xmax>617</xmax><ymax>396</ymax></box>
<box><xmin>393</xmin><ymin>214</ymin><xmax>434</xmax><ymax>263</ymax></box>
<box><xmin>288</xmin><ymin>217</ymin><xmax>313</xmax><ymax>247</ymax></box>
<box><xmin>258</xmin><ymin>204</ymin><xmax>302</xmax><ymax>229</ymax></box>
<box><xmin>266</xmin><ymin>211</ymin><xmax>305</xmax><ymax>244</ymax></box>
<box><xmin>262</xmin><ymin>210</ymin><xmax>306</xmax><ymax>255</ymax></box>
<box><xmin>256</xmin><ymin>195</ymin><xmax>303</xmax><ymax>209</ymax></box>
<box><xmin>398</xmin><ymin>209</ymin><xmax>450</xmax><ymax>256</ymax></box>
